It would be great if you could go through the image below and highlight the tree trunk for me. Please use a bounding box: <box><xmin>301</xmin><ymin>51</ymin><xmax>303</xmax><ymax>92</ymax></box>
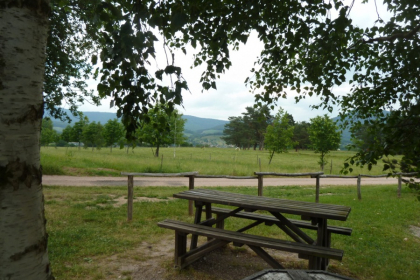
<box><xmin>155</xmin><ymin>144</ymin><xmax>160</xmax><ymax>157</ymax></box>
<box><xmin>0</xmin><ymin>3</ymin><xmax>53</xmax><ymax>279</ymax></box>
<box><xmin>268</xmin><ymin>151</ymin><xmax>275</xmax><ymax>164</ymax></box>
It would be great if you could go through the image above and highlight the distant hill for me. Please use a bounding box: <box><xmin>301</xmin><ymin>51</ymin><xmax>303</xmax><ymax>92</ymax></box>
<box><xmin>183</xmin><ymin>115</ymin><xmax>228</xmax><ymax>132</ymax></box>
<box><xmin>49</xmin><ymin>109</ymin><xmax>383</xmax><ymax>149</ymax></box>
<box><xmin>47</xmin><ymin>109</ymin><xmax>228</xmax><ymax>146</ymax></box>
<box><xmin>47</xmin><ymin>109</ymin><xmax>227</xmax><ymax>132</ymax></box>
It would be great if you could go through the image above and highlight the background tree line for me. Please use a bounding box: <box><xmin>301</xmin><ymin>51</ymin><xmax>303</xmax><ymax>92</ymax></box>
<box><xmin>221</xmin><ymin>105</ymin><xmax>313</xmax><ymax>151</ymax></box>
<box><xmin>41</xmin><ymin>106</ymin><xmax>187</xmax><ymax>156</ymax></box>
<box><xmin>222</xmin><ymin>106</ymin><xmax>341</xmax><ymax>170</ymax></box>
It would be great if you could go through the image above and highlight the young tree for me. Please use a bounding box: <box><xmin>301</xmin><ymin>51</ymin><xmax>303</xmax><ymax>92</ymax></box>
<box><xmin>82</xmin><ymin>122</ymin><xmax>104</xmax><ymax>151</ymax></box>
<box><xmin>309</xmin><ymin>115</ymin><xmax>341</xmax><ymax>170</ymax></box>
<box><xmin>103</xmin><ymin>119</ymin><xmax>125</xmax><ymax>152</ymax></box>
<box><xmin>264</xmin><ymin>109</ymin><xmax>296</xmax><ymax>164</ymax></box>
<box><xmin>137</xmin><ymin>105</ymin><xmax>186</xmax><ymax>157</ymax></box>
<box><xmin>60</xmin><ymin>125</ymin><xmax>73</xmax><ymax>143</ymax></box>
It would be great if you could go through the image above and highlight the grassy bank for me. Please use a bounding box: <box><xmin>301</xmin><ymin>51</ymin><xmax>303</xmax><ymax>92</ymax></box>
<box><xmin>41</xmin><ymin>147</ymin><xmax>392</xmax><ymax>176</ymax></box>
<box><xmin>44</xmin><ymin>184</ymin><xmax>420</xmax><ymax>280</ymax></box>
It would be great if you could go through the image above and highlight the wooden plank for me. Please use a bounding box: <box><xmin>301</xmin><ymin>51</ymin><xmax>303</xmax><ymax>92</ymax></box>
<box><xmin>175</xmin><ymin>189</ymin><xmax>351</xmax><ymax>221</ymax></box>
<box><xmin>195</xmin><ymin>175</ymin><xmax>257</xmax><ymax>179</ymax></box>
<box><xmin>207</xmin><ymin>207</ymin><xmax>244</xmax><ymax>227</ymax></box>
<box><xmin>181</xmin><ymin>195</ymin><xmax>350</xmax><ymax>220</ymax></box>
<box><xmin>249</xmin><ymin>245</ymin><xmax>284</xmax><ymax>269</ymax></box>
<box><xmin>210</xmin><ymin>207</ymin><xmax>352</xmax><ymax>236</ymax></box>
<box><xmin>254</xmin><ymin>172</ymin><xmax>324</xmax><ymax>177</ymax></box>
<box><xmin>287</xmin><ymin>270</ymin><xmax>312</xmax><ymax>280</ymax></box>
<box><xmin>180</xmin><ymin>189</ymin><xmax>351</xmax><ymax>211</ymax></box>
<box><xmin>127</xmin><ymin>175</ymin><xmax>134</xmax><ymax>221</ymax></box>
<box><xmin>121</xmin><ymin>171</ymin><xmax>198</xmax><ymax>176</ymax></box>
<box><xmin>157</xmin><ymin>220</ymin><xmax>344</xmax><ymax>260</ymax></box>
<box><xmin>270</xmin><ymin>211</ymin><xmax>314</xmax><ymax>245</ymax></box>
<box><xmin>178</xmin><ymin>189</ymin><xmax>350</xmax><ymax>212</ymax></box>
<box><xmin>321</xmin><ymin>175</ymin><xmax>358</xmax><ymax>178</ymax></box>
<box><xmin>180</xmin><ymin>239</ymin><xmax>228</xmax><ymax>268</ymax></box>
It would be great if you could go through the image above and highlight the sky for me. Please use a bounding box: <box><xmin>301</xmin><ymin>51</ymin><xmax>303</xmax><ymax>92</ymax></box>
<box><xmin>76</xmin><ymin>1</ymin><xmax>390</xmax><ymax>122</ymax></box>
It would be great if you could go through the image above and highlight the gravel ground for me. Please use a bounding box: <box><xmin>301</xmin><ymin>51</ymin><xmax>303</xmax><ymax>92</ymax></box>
<box><xmin>43</xmin><ymin>175</ymin><xmax>399</xmax><ymax>187</ymax></box>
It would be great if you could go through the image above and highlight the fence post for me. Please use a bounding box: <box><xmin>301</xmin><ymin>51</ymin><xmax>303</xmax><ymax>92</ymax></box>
<box><xmin>398</xmin><ymin>174</ymin><xmax>402</xmax><ymax>198</ymax></box>
<box><xmin>127</xmin><ymin>175</ymin><xmax>134</xmax><ymax>221</ymax></box>
<box><xmin>315</xmin><ymin>175</ymin><xmax>320</xmax><ymax>203</ymax></box>
<box><xmin>330</xmin><ymin>160</ymin><xmax>333</xmax><ymax>174</ymax></box>
<box><xmin>188</xmin><ymin>175</ymin><xmax>195</xmax><ymax>216</ymax></box>
<box><xmin>357</xmin><ymin>175</ymin><xmax>362</xmax><ymax>200</ymax></box>
<box><xmin>258</xmin><ymin>174</ymin><xmax>263</xmax><ymax>196</ymax></box>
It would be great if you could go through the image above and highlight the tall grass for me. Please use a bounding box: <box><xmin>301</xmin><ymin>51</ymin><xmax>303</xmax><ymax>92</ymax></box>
<box><xmin>41</xmin><ymin>147</ymin><xmax>393</xmax><ymax>176</ymax></box>
<box><xmin>44</xmin><ymin>184</ymin><xmax>420</xmax><ymax>280</ymax></box>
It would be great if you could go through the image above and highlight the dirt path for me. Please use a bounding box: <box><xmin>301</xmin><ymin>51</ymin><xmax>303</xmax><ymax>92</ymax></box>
<box><xmin>43</xmin><ymin>175</ymin><xmax>399</xmax><ymax>187</ymax></box>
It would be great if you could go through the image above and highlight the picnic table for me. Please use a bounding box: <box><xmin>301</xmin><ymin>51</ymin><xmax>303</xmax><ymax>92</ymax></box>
<box><xmin>158</xmin><ymin>189</ymin><xmax>352</xmax><ymax>270</ymax></box>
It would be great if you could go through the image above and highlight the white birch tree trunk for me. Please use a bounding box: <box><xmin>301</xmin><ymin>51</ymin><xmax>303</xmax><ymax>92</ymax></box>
<box><xmin>0</xmin><ymin>2</ymin><xmax>53</xmax><ymax>279</ymax></box>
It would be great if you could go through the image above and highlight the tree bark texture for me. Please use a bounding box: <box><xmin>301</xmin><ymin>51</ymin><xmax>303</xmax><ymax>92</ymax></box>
<box><xmin>0</xmin><ymin>2</ymin><xmax>53</xmax><ymax>279</ymax></box>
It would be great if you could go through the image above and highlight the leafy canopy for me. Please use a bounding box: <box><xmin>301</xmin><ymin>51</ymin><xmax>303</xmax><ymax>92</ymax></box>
<box><xmin>47</xmin><ymin>0</ymin><xmax>420</xmax><ymax>175</ymax></box>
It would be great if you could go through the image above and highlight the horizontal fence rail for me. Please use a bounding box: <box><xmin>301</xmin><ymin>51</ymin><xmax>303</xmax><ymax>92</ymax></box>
<box><xmin>255</xmin><ymin>172</ymin><xmax>324</xmax><ymax>202</ymax></box>
<box><xmin>121</xmin><ymin>171</ymin><xmax>418</xmax><ymax>220</ymax></box>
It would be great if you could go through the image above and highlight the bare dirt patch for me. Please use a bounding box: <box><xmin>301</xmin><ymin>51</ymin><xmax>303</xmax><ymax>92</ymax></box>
<box><xmin>409</xmin><ymin>225</ymin><xmax>420</xmax><ymax>238</ymax></box>
<box><xmin>93</xmin><ymin>235</ymin><xmax>306</xmax><ymax>280</ymax></box>
<box><xmin>111</xmin><ymin>196</ymin><xmax>174</xmax><ymax>207</ymax></box>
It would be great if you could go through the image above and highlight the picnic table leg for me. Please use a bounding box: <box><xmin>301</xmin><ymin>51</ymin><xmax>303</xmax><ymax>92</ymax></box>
<box><xmin>314</xmin><ymin>218</ymin><xmax>329</xmax><ymax>270</ymax></box>
<box><xmin>190</xmin><ymin>202</ymin><xmax>203</xmax><ymax>250</ymax></box>
<box><xmin>188</xmin><ymin>175</ymin><xmax>195</xmax><ymax>216</ymax></box>
<box><xmin>175</xmin><ymin>231</ymin><xmax>187</xmax><ymax>268</ymax></box>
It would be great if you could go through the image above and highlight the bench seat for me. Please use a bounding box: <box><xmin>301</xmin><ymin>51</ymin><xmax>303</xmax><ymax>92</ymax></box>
<box><xmin>158</xmin><ymin>219</ymin><xmax>344</xmax><ymax>269</ymax></box>
<box><xmin>210</xmin><ymin>207</ymin><xmax>352</xmax><ymax>236</ymax></box>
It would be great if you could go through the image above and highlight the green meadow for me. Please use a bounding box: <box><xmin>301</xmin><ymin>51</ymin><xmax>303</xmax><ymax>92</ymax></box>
<box><xmin>41</xmin><ymin>146</ymin><xmax>393</xmax><ymax>176</ymax></box>
<box><xmin>41</xmin><ymin>147</ymin><xmax>419</xmax><ymax>280</ymax></box>
<box><xmin>44</xmin><ymin>185</ymin><xmax>420</xmax><ymax>280</ymax></box>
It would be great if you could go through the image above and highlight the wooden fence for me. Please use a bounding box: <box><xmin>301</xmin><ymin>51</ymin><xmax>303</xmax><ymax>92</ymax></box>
<box><xmin>121</xmin><ymin>171</ymin><xmax>418</xmax><ymax>220</ymax></box>
<box><xmin>121</xmin><ymin>172</ymin><xmax>198</xmax><ymax>221</ymax></box>
<box><xmin>254</xmin><ymin>172</ymin><xmax>324</xmax><ymax>202</ymax></box>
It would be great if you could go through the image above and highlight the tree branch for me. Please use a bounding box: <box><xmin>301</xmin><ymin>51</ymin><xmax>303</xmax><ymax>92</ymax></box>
<box><xmin>363</xmin><ymin>23</ymin><xmax>420</xmax><ymax>44</ymax></box>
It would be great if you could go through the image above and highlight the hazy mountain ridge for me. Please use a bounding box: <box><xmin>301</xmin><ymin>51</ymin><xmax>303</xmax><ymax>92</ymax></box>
<box><xmin>48</xmin><ymin>110</ymin><xmax>228</xmax><ymax>146</ymax></box>
<box><xmin>48</xmin><ymin>109</ymin><xmax>383</xmax><ymax>148</ymax></box>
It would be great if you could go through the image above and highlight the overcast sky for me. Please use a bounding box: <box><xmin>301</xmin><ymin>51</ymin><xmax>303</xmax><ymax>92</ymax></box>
<box><xmin>76</xmin><ymin>1</ymin><xmax>390</xmax><ymax>122</ymax></box>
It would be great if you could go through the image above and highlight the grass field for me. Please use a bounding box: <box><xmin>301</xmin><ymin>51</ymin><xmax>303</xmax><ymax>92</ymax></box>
<box><xmin>40</xmin><ymin>147</ymin><xmax>395</xmax><ymax>177</ymax></box>
<box><xmin>44</xmin><ymin>184</ymin><xmax>420</xmax><ymax>280</ymax></box>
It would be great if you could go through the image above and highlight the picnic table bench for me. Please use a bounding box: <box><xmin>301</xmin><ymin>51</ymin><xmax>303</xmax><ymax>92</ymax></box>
<box><xmin>158</xmin><ymin>189</ymin><xmax>351</xmax><ymax>271</ymax></box>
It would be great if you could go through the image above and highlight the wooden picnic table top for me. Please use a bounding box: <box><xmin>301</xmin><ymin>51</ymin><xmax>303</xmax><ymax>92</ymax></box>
<box><xmin>173</xmin><ymin>189</ymin><xmax>351</xmax><ymax>221</ymax></box>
